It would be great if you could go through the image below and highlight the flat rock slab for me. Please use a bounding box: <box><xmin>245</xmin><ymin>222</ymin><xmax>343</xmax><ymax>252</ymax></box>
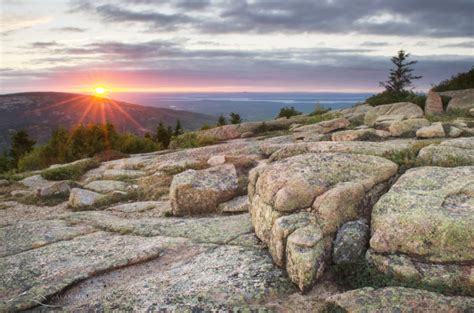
<box><xmin>417</xmin><ymin>137</ymin><xmax>474</xmax><ymax>166</ymax></box>
<box><xmin>65</xmin><ymin>211</ymin><xmax>254</xmax><ymax>245</ymax></box>
<box><xmin>268</xmin><ymin>140</ymin><xmax>417</xmax><ymax>162</ymax></box>
<box><xmin>371</xmin><ymin>166</ymin><xmax>474</xmax><ymax>263</ymax></box>
<box><xmin>59</xmin><ymin>245</ymin><xmax>295</xmax><ymax>312</ymax></box>
<box><xmin>0</xmin><ymin>231</ymin><xmax>174</xmax><ymax>311</ymax></box>
<box><xmin>326</xmin><ymin>287</ymin><xmax>474</xmax><ymax>312</ymax></box>
<box><xmin>84</xmin><ymin>180</ymin><xmax>129</xmax><ymax>193</ymax></box>
<box><xmin>108</xmin><ymin>200</ymin><xmax>170</xmax><ymax>214</ymax></box>
<box><xmin>0</xmin><ymin>219</ymin><xmax>95</xmax><ymax>257</ymax></box>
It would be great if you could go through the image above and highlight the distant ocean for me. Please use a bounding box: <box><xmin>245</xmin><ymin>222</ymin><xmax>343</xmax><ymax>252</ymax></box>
<box><xmin>113</xmin><ymin>92</ymin><xmax>372</xmax><ymax>121</ymax></box>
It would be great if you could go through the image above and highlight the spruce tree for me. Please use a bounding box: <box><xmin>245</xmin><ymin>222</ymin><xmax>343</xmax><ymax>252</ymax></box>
<box><xmin>10</xmin><ymin>130</ymin><xmax>36</xmax><ymax>167</ymax></box>
<box><xmin>174</xmin><ymin>120</ymin><xmax>183</xmax><ymax>136</ymax></box>
<box><xmin>155</xmin><ymin>122</ymin><xmax>171</xmax><ymax>149</ymax></box>
<box><xmin>379</xmin><ymin>50</ymin><xmax>422</xmax><ymax>93</ymax></box>
<box><xmin>229</xmin><ymin>112</ymin><xmax>242</xmax><ymax>124</ymax></box>
<box><xmin>217</xmin><ymin>114</ymin><xmax>227</xmax><ymax>126</ymax></box>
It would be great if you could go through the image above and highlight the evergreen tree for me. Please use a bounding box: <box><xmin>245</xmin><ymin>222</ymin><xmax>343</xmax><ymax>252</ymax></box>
<box><xmin>217</xmin><ymin>114</ymin><xmax>227</xmax><ymax>126</ymax></box>
<box><xmin>380</xmin><ymin>50</ymin><xmax>422</xmax><ymax>93</ymax></box>
<box><xmin>155</xmin><ymin>122</ymin><xmax>171</xmax><ymax>148</ymax></box>
<box><xmin>10</xmin><ymin>130</ymin><xmax>36</xmax><ymax>167</ymax></box>
<box><xmin>174</xmin><ymin>120</ymin><xmax>184</xmax><ymax>136</ymax></box>
<box><xmin>229</xmin><ymin>112</ymin><xmax>242</xmax><ymax>124</ymax></box>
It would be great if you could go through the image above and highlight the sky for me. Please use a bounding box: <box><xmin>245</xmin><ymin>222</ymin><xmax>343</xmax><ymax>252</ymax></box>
<box><xmin>1</xmin><ymin>0</ymin><xmax>473</xmax><ymax>94</ymax></box>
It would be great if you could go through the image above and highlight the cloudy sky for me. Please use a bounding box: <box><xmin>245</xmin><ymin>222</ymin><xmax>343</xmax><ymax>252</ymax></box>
<box><xmin>1</xmin><ymin>0</ymin><xmax>473</xmax><ymax>93</ymax></box>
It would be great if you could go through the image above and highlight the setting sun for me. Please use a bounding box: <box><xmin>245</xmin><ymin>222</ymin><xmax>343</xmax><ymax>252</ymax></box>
<box><xmin>94</xmin><ymin>86</ymin><xmax>108</xmax><ymax>96</ymax></box>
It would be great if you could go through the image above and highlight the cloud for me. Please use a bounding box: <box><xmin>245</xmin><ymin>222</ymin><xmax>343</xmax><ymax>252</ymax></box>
<box><xmin>0</xmin><ymin>16</ymin><xmax>52</xmax><ymax>35</ymax></box>
<box><xmin>29</xmin><ymin>41</ymin><xmax>60</xmax><ymax>48</ymax></box>
<box><xmin>69</xmin><ymin>0</ymin><xmax>473</xmax><ymax>38</ymax></box>
<box><xmin>361</xmin><ymin>41</ymin><xmax>391</xmax><ymax>47</ymax></box>
<box><xmin>440</xmin><ymin>41</ymin><xmax>474</xmax><ymax>48</ymax></box>
<box><xmin>52</xmin><ymin>26</ymin><xmax>87</xmax><ymax>32</ymax></box>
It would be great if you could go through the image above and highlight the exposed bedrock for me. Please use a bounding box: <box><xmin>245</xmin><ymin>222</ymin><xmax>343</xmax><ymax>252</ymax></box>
<box><xmin>248</xmin><ymin>152</ymin><xmax>398</xmax><ymax>290</ymax></box>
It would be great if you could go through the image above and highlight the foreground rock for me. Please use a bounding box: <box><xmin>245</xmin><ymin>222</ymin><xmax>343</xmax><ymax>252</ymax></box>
<box><xmin>326</xmin><ymin>287</ymin><xmax>474</xmax><ymax>312</ymax></box>
<box><xmin>417</xmin><ymin>137</ymin><xmax>474</xmax><ymax>166</ymax></box>
<box><xmin>369</xmin><ymin>166</ymin><xmax>474</xmax><ymax>293</ymax></box>
<box><xmin>170</xmin><ymin>164</ymin><xmax>241</xmax><ymax>216</ymax></box>
<box><xmin>0</xmin><ymin>232</ymin><xmax>167</xmax><ymax>311</ymax></box>
<box><xmin>249</xmin><ymin>152</ymin><xmax>398</xmax><ymax>290</ymax></box>
<box><xmin>416</xmin><ymin>122</ymin><xmax>445</xmax><ymax>138</ymax></box>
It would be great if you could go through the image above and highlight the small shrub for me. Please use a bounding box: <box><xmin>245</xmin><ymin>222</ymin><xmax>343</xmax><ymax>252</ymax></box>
<box><xmin>254</xmin><ymin>122</ymin><xmax>268</xmax><ymax>134</ymax></box>
<box><xmin>277</xmin><ymin>106</ymin><xmax>302</xmax><ymax>119</ymax></box>
<box><xmin>117</xmin><ymin>133</ymin><xmax>160</xmax><ymax>154</ymax></box>
<box><xmin>304</xmin><ymin>112</ymin><xmax>341</xmax><ymax>125</ymax></box>
<box><xmin>170</xmin><ymin>132</ymin><xmax>219</xmax><ymax>149</ymax></box>
<box><xmin>41</xmin><ymin>158</ymin><xmax>100</xmax><ymax>181</ymax></box>
<box><xmin>365</xmin><ymin>90</ymin><xmax>426</xmax><ymax>109</ymax></box>
<box><xmin>309</xmin><ymin>103</ymin><xmax>331</xmax><ymax>116</ymax></box>
<box><xmin>200</xmin><ymin>123</ymin><xmax>213</xmax><ymax>130</ymax></box>
<box><xmin>18</xmin><ymin>146</ymin><xmax>49</xmax><ymax>172</ymax></box>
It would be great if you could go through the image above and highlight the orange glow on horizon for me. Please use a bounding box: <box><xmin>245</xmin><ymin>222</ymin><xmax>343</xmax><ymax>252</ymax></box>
<box><xmin>94</xmin><ymin>86</ymin><xmax>108</xmax><ymax>97</ymax></box>
<box><xmin>73</xmin><ymin>85</ymin><xmax>379</xmax><ymax>94</ymax></box>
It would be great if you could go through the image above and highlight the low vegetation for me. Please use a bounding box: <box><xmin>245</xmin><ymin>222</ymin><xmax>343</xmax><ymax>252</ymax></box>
<box><xmin>41</xmin><ymin>158</ymin><xmax>100</xmax><ymax>181</ymax></box>
<box><xmin>330</xmin><ymin>258</ymin><xmax>470</xmax><ymax>296</ymax></box>
<box><xmin>277</xmin><ymin>106</ymin><xmax>302</xmax><ymax>119</ymax></box>
<box><xmin>169</xmin><ymin>132</ymin><xmax>220</xmax><ymax>149</ymax></box>
<box><xmin>309</xmin><ymin>103</ymin><xmax>331</xmax><ymax>116</ymax></box>
<box><xmin>432</xmin><ymin>67</ymin><xmax>474</xmax><ymax>92</ymax></box>
<box><xmin>365</xmin><ymin>90</ymin><xmax>426</xmax><ymax>109</ymax></box>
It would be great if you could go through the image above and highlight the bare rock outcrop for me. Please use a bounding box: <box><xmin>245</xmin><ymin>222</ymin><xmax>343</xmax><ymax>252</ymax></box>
<box><xmin>248</xmin><ymin>152</ymin><xmax>398</xmax><ymax>290</ymax></box>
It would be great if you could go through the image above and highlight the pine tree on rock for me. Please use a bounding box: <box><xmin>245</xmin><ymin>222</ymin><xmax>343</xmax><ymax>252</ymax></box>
<box><xmin>380</xmin><ymin>50</ymin><xmax>422</xmax><ymax>93</ymax></box>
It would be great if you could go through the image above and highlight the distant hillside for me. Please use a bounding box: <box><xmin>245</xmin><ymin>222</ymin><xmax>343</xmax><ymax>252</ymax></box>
<box><xmin>0</xmin><ymin>92</ymin><xmax>216</xmax><ymax>150</ymax></box>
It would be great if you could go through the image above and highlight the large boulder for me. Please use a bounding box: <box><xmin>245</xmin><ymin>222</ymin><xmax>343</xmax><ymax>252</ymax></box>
<box><xmin>388</xmin><ymin>118</ymin><xmax>430</xmax><ymax>137</ymax></box>
<box><xmin>364</xmin><ymin>102</ymin><xmax>424</xmax><ymax>128</ymax></box>
<box><xmin>424</xmin><ymin>90</ymin><xmax>444</xmax><ymax>115</ymax></box>
<box><xmin>369</xmin><ymin>166</ymin><xmax>474</xmax><ymax>293</ymax></box>
<box><xmin>249</xmin><ymin>152</ymin><xmax>398</xmax><ymax>290</ymax></box>
<box><xmin>441</xmin><ymin>88</ymin><xmax>474</xmax><ymax>112</ymax></box>
<box><xmin>292</xmin><ymin>117</ymin><xmax>350</xmax><ymax>134</ymax></box>
<box><xmin>325</xmin><ymin>287</ymin><xmax>474</xmax><ymax>312</ymax></box>
<box><xmin>416</xmin><ymin>122</ymin><xmax>445</xmax><ymax>138</ymax></box>
<box><xmin>417</xmin><ymin>137</ymin><xmax>474</xmax><ymax>166</ymax></box>
<box><xmin>170</xmin><ymin>164</ymin><xmax>240</xmax><ymax>216</ymax></box>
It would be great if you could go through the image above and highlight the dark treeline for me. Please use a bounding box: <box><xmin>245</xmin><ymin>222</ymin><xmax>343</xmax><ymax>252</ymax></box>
<box><xmin>0</xmin><ymin>120</ymin><xmax>186</xmax><ymax>174</ymax></box>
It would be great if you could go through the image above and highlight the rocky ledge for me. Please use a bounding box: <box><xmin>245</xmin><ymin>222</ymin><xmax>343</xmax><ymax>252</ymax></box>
<box><xmin>1</xmin><ymin>93</ymin><xmax>474</xmax><ymax>311</ymax></box>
